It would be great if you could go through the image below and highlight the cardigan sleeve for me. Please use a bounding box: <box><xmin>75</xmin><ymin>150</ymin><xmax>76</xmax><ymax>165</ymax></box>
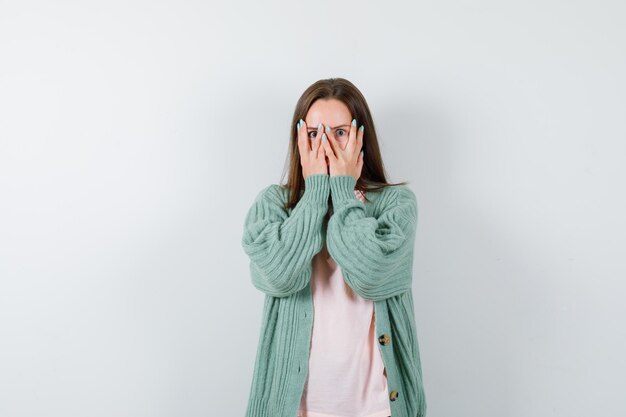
<box><xmin>241</xmin><ymin>173</ymin><xmax>330</xmax><ymax>297</ymax></box>
<box><xmin>326</xmin><ymin>175</ymin><xmax>417</xmax><ymax>301</ymax></box>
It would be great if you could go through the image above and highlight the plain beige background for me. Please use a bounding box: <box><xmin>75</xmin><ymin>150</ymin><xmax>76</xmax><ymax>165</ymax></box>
<box><xmin>0</xmin><ymin>0</ymin><xmax>624</xmax><ymax>416</ymax></box>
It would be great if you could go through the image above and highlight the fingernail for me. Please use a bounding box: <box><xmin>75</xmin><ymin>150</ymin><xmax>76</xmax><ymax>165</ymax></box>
<box><xmin>318</xmin><ymin>123</ymin><xmax>322</xmax><ymax>130</ymax></box>
<box><xmin>352</xmin><ymin>118</ymin><xmax>356</xmax><ymax>126</ymax></box>
<box><xmin>297</xmin><ymin>120</ymin><xmax>301</xmax><ymax>129</ymax></box>
<box><xmin>359</xmin><ymin>125</ymin><xmax>364</xmax><ymax>132</ymax></box>
<box><xmin>361</xmin><ymin>150</ymin><xmax>364</xmax><ymax>157</ymax></box>
<box><xmin>322</xmin><ymin>133</ymin><xmax>327</xmax><ymax>142</ymax></box>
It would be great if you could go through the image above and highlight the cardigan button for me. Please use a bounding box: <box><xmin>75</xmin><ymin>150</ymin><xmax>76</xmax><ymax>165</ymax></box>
<box><xmin>389</xmin><ymin>390</ymin><xmax>399</xmax><ymax>401</ymax></box>
<box><xmin>378</xmin><ymin>333</ymin><xmax>391</xmax><ymax>345</ymax></box>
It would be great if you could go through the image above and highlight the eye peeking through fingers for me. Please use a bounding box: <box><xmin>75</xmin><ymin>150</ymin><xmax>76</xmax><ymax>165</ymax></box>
<box><xmin>308</xmin><ymin>128</ymin><xmax>348</xmax><ymax>141</ymax></box>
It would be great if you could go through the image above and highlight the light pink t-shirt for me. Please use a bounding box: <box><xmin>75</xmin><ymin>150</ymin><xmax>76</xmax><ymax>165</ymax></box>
<box><xmin>297</xmin><ymin>189</ymin><xmax>391</xmax><ymax>417</ymax></box>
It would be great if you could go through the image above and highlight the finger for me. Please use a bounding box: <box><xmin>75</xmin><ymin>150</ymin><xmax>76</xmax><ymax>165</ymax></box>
<box><xmin>320</xmin><ymin>131</ymin><xmax>337</xmax><ymax>162</ymax></box>
<box><xmin>356</xmin><ymin>123</ymin><xmax>364</xmax><ymax>153</ymax></box>
<box><xmin>323</xmin><ymin>124</ymin><xmax>339</xmax><ymax>158</ymax></box>
<box><xmin>296</xmin><ymin>118</ymin><xmax>310</xmax><ymax>155</ymax></box>
<box><xmin>312</xmin><ymin>122</ymin><xmax>324</xmax><ymax>158</ymax></box>
<box><xmin>347</xmin><ymin>118</ymin><xmax>357</xmax><ymax>151</ymax></box>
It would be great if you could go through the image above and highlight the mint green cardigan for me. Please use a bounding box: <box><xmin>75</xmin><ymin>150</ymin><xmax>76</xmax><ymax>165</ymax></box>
<box><xmin>241</xmin><ymin>173</ymin><xmax>427</xmax><ymax>417</ymax></box>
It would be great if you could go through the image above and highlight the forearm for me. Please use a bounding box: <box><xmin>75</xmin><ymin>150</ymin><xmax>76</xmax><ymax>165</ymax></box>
<box><xmin>242</xmin><ymin>174</ymin><xmax>330</xmax><ymax>296</ymax></box>
<box><xmin>327</xmin><ymin>175</ymin><xmax>417</xmax><ymax>300</ymax></box>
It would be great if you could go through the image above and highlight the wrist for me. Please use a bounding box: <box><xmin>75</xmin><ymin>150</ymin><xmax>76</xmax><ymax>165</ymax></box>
<box><xmin>302</xmin><ymin>173</ymin><xmax>330</xmax><ymax>205</ymax></box>
<box><xmin>329</xmin><ymin>175</ymin><xmax>358</xmax><ymax>206</ymax></box>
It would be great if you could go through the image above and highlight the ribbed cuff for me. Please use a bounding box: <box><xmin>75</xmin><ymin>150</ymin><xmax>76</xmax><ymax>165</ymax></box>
<box><xmin>329</xmin><ymin>175</ymin><xmax>358</xmax><ymax>206</ymax></box>
<box><xmin>301</xmin><ymin>173</ymin><xmax>330</xmax><ymax>204</ymax></box>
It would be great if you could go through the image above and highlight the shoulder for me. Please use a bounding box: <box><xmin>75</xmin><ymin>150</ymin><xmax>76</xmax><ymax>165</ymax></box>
<box><xmin>394</xmin><ymin>184</ymin><xmax>416</xmax><ymax>201</ymax></box>
<box><xmin>377</xmin><ymin>184</ymin><xmax>417</xmax><ymax>208</ymax></box>
<box><xmin>375</xmin><ymin>184</ymin><xmax>418</xmax><ymax>224</ymax></box>
<box><xmin>253</xmin><ymin>183</ymin><xmax>289</xmax><ymax>207</ymax></box>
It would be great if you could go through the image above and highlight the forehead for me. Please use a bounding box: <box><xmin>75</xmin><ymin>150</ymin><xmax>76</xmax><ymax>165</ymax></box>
<box><xmin>305</xmin><ymin>98</ymin><xmax>351</xmax><ymax>126</ymax></box>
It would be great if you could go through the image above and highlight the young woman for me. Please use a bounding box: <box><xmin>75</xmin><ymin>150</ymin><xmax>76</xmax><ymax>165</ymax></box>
<box><xmin>241</xmin><ymin>78</ymin><xmax>427</xmax><ymax>417</ymax></box>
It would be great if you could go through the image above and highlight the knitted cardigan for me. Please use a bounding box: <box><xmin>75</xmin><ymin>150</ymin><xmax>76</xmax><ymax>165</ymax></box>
<box><xmin>241</xmin><ymin>173</ymin><xmax>427</xmax><ymax>417</ymax></box>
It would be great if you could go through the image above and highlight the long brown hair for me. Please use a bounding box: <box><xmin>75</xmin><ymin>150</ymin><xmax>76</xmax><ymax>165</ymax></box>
<box><xmin>280</xmin><ymin>77</ymin><xmax>408</xmax><ymax>210</ymax></box>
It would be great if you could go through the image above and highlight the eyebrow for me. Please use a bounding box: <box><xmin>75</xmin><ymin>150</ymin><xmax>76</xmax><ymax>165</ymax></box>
<box><xmin>306</xmin><ymin>124</ymin><xmax>351</xmax><ymax>130</ymax></box>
